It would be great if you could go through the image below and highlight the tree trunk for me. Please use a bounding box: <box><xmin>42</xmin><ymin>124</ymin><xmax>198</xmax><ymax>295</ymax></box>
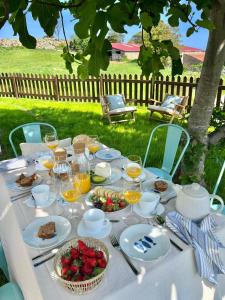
<box><xmin>0</xmin><ymin>0</ymin><xmax>9</xmax><ymax>30</ymax></box>
<box><xmin>186</xmin><ymin>1</ymin><xmax>225</xmax><ymax>181</ymax></box>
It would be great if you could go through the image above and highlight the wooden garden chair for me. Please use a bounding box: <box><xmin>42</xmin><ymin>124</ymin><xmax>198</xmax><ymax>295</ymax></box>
<box><xmin>100</xmin><ymin>94</ymin><xmax>137</xmax><ymax>124</ymax></box>
<box><xmin>147</xmin><ymin>94</ymin><xmax>188</xmax><ymax>123</ymax></box>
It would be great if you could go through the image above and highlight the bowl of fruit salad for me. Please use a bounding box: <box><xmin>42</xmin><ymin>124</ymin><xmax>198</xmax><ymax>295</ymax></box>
<box><xmin>85</xmin><ymin>186</ymin><xmax>129</xmax><ymax>213</ymax></box>
<box><xmin>54</xmin><ymin>238</ymin><xmax>109</xmax><ymax>294</ymax></box>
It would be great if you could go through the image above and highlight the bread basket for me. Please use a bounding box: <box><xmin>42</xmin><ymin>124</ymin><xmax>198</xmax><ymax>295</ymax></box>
<box><xmin>54</xmin><ymin>237</ymin><xmax>109</xmax><ymax>295</ymax></box>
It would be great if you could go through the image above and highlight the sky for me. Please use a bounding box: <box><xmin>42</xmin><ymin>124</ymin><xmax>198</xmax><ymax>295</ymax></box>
<box><xmin>0</xmin><ymin>9</ymin><xmax>208</xmax><ymax>50</ymax></box>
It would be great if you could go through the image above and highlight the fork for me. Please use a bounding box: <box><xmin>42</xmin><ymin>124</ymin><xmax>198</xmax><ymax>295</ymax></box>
<box><xmin>109</xmin><ymin>235</ymin><xmax>140</xmax><ymax>276</ymax></box>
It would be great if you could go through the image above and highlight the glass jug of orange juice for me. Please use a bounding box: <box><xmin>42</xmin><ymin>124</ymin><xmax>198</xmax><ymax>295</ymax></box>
<box><xmin>72</xmin><ymin>142</ymin><xmax>91</xmax><ymax>194</ymax></box>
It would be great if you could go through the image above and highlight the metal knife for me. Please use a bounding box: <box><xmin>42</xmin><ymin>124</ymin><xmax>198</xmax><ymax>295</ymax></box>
<box><xmin>33</xmin><ymin>253</ymin><xmax>56</xmax><ymax>267</ymax></box>
<box><xmin>32</xmin><ymin>240</ymin><xmax>68</xmax><ymax>261</ymax></box>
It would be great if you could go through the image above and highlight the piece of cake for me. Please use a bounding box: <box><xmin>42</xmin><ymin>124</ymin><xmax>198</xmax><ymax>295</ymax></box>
<box><xmin>16</xmin><ymin>173</ymin><xmax>37</xmax><ymax>187</ymax></box>
<box><xmin>154</xmin><ymin>180</ymin><xmax>168</xmax><ymax>192</ymax></box>
<box><xmin>94</xmin><ymin>162</ymin><xmax>111</xmax><ymax>178</ymax></box>
<box><xmin>37</xmin><ymin>222</ymin><xmax>56</xmax><ymax>239</ymax></box>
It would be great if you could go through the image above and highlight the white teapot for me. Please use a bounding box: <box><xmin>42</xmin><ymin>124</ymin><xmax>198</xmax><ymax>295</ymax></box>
<box><xmin>175</xmin><ymin>183</ymin><xmax>224</xmax><ymax>220</ymax></box>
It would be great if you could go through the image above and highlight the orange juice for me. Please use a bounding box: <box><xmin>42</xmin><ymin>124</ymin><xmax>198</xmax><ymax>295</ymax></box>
<box><xmin>74</xmin><ymin>173</ymin><xmax>91</xmax><ymax>194</ymax></box>
<box><xmin>126</xmin><ymin>164</ymin><xmax>142</xmax><ymax>179</ymax></box>
<box><xmin>88</xmin><ymin>143</ymin><xmax>100</xmax><ymax>154</ymax></box>
<box><xmin>47</xmin><ymin>143</ymin><xmax>58</xmax><ymax>150</ymax></box>
<box><xmin>124</xmin><ymin>190</ymin><xmax>141</xmax><ymax>204</ymax></box>
<box><xmin>42</xmin><ymin>159</ymin><xmax>54</xmax><ymax>170</ymax></box>
<box><xmin>63</xmin><ymin>189</ymin><xmax>80</xmax><ymax>203</ymax></box>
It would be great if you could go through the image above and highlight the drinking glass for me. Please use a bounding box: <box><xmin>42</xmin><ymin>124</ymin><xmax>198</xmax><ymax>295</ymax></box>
<box><xmin>125</xmin><ymin>155</ymin><xmax>142</xmax><ymax>182</ymax></box>
<box><xmin>123</xmin><ymin>181</ymin><xmax>142</xmax><ymax>225</ymax></box>
<box><xmin>60</xmin><ymin>178</ymin><xmax>82</xmax><ymax>219</ymax></box>
<box><xmin>44</xmin><ymin>132</ymin><xmax>59</xmax><ymax>151</ymax></box>
<box><xmin>87</xmin><ymin>135</ymin><xmax>100</xmax><ymax>159</ymax></box>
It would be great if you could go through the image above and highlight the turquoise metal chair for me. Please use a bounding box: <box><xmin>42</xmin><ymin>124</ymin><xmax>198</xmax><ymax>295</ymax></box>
<box><xmin>143</xmin><ymin>124</ymin><xmax>190</xmax><ymax>181</ymax></box>
<box><xmin>9</xmin><ymin>122</ymin><xmax>57</xmax><ymax>157</ymax></box>
<box><xmin>0</xmin><ymin>242</ymin><xmax>24</xmax><ymax>300</ymax></box>
<box><xmin>211</xmin><ymin>160</ymin><xmax>225</xmax><ymax>214</ymax></box>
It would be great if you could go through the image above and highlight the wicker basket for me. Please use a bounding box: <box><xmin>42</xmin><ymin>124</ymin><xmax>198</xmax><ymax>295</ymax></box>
<box><xmin>54</xmin><ymin>237</ymin><xmax>109</xmax><ymax>295</ymax></box>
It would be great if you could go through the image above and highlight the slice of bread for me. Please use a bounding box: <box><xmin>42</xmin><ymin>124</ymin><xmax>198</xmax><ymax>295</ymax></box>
<box><xmin>37</xmin><ymin>222</ymin><xmax>56</xmax><ymax>239</ymax></box>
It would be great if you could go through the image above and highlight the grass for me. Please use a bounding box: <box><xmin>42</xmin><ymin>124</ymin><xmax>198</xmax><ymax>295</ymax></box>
<box><xmin>0</xmin><ymin>47</ymin><xmax>201</xmax><ymax>77</ymax></box>
<box><xmin>0</xmin><ymin>97</ymin><xmax>224</xmax><ymax>199</ymax></box>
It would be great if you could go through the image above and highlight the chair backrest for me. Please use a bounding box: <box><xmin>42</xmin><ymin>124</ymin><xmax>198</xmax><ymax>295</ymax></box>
<box><xmin>161</xmin><ymin>94</ymin><xmax>188</xmax><ymax>111</ymax></box>
<box><xmin>9</xmin><ymin>122</ymin><xmax>57</xmax><ymax>157</ymax></box>
<box><xmin>213</xmin><ymin>160</ymin><xmax>225</xmax><ymax>195</ymax></box>
<box><xmin>143</xmin><ymin>124</ymin><xmax>190</xmax><ymax>178</ymax></box>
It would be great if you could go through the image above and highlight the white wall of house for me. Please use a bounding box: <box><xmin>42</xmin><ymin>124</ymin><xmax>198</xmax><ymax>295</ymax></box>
<box><xmin>125</xmin><ymin>52</ymin><xmax>139</xmax><ymax>60</ymax></box>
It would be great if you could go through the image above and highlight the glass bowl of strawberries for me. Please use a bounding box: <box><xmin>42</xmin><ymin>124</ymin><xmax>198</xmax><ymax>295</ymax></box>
<box><xmin>54</xmin><ymin>238</ymin><xmax>109</xmax><ymax>294</ymax></box>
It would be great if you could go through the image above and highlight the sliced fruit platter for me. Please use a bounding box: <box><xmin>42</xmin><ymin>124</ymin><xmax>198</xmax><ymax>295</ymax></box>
<box><xmin>54</xmin><ymin>238</ymin><xmax>109</xmax><ymax>294</ymax></box>
<box><xmin>85</xmin><ymin>186</ymin><xmax>129</xmax><ymax>213</ymax></box>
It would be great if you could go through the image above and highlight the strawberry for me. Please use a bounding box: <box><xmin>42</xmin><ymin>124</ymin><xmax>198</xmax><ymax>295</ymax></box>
<box><xmin>66</xmin><ymin>275</ymin><xmax>72</xmax><ymax>281</ymax></box>
<box><xmin>70</xmin><ymin>264</ymin><xmax>79</xmax><ymax>274</ymax></box>
<box><xmin>73</xmin><ymin>274</ymin><xmax>84</xmax><ymax>282</ymax></box>
<box><xmin>61</xmin><ymin>253</ymin><xmax>71</xmax><ymax>266</ymax></box>
<box><xmin>97</xmin><ymin>258</ymin><xmax>107</xmax><ymax>268</ymax></box>
<box><xmin>106</xmin><ymin>197</ymin><xmax>113</xmax><ymax>206</ymax></box>
<box><xmin>70</xmin><ymin>248</ymin><xmax>79</xmax><ymax>259</ymax></box>
<box><xmin>84</xmin><ymin>247</ymin><xmax>95</xmax><ymax>258</ymax></box>
<box><xmin>61</xmin><ymin>266</ymin><xmax>70</xmax><ymax>276</ymax></box>
<box><xmin>86</xmin><ymin>257</ymin><xmax>97</xmax><ymax>267</ymax></box>
<box><xmin>78</xmin><ymin>240</ymin><xmax>87</xmax><ymax>251</ymax></box>
<box><xmin>119</xmin><ymin>200</ymin><xmax>126</xmax><ymax>208</ymax></box>
<box><xmin>81</xmin><ymin>263</ymin><xmax>93</xmax><ymax>275</ymax></box>
<box><xmin>95</xmin><ymin>250</ymin><xmax>104</xmax><ymax>259</ymax></box>
<box><xmin>81</xmin><ymin>254</ymin><xmax>88</xmax><ymax>263</ymax></box>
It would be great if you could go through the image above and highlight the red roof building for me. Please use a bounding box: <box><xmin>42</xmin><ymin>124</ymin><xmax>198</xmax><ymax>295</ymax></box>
<box><xmin>109</xmin><ymin>43</ymin><xmax>140</xmax><ymax>61</ymax></box>
<box><xmin>180</xmin><ymin>45</ymin><xmax>205</xmax><ymax>65</ymax></box>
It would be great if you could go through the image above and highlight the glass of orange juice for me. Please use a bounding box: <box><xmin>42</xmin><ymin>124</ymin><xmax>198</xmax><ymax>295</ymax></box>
<box><xmin>123</xmin><ymin>181</ymin><xmax>142</xmax><ymax>225</ymax></box>
<box><xmin>125</xmin><ymin>155</ymin><xmax>142</xmax><ymax>183</ymax></box>
<box><xmin>61</xmin><ymin>178</ymin><xmax>81</xmax><ymax>219</ymax></box>
<box><xmin>44</xmin><ymin>132</ymin><xmax>59</xmax><ymax>151</ymax></box>
<box><xmin>87</xmin><ymin>135</ymin><xmax>100</xmax><ymax>158</ymax></box>
<box><xmin>73</xmin><ymin>172</ymin><xmax>91</xmax><ymax>194</ymax></box>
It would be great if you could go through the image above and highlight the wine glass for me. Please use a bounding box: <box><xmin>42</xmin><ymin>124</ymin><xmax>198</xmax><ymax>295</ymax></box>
<box><xmin>123</xmin><ymin>181</ymin><xmax>142</xmax><ymax>225</ymax></box>
<box><xmin>60</xmin><ymin>178</ymin><xmax>82</xmax><ymax>219</ymax></box>
<box><xmin>125</xmin><ymin>155</ymin><xmax>142</xmax><ymax>182</ymax></box>
<box><xmin>44</xmin><ymin>132</ymin><xmax>59</xmax><ymax>151</ymax></box>
<box><xmin>87</xmin><ymin>135</ymin><xmax>100</xmax><ymax>159</ymax></box>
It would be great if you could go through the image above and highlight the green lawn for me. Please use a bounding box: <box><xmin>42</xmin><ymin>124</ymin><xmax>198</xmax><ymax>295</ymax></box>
<box><xmin>0</xmin><ymin>97</ymin><xmax>224</xmax><ymax>200</ymax></box>
<box><xmin>0</xmin><ymin>47</ymin><xmax>201</xmax><ymax>77</ymax></box>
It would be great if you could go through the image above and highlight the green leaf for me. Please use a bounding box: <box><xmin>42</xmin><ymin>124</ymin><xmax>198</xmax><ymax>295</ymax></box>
<box><xmin>186</xmin><ymin>27</ymin><xmax>195</xmax><ymax>37</ymax></box>
<box><xmin>8</xmin><ymin>0</ymin><xmax>21</xmax><ymax>13</ymax></box>
<box><xmin>77</xmin><ymin>60</ymin><xmax>89</xmax><ymax>79</ymax></box>
<box><xmin>140</xmin><ymin>12</ymin><xmax>153</xmax><ymax>30</ymax></box>
<box><xmin>168</xmin><ymin>15</ymin><xmax>179</xmax><ymax>27</ymax></box>
<box><xmin>172</xmin><ymin>58</ymin><xmax>183</xmax><ymax>76</ymax></box>
<box><xmin>108</xmin><ymin>4</ymin><xmax>127</xmax><ymax>33</ymax></box>
<box><xmin>196</xmin><ymin>19</ymin><xmax>215</xmax><ymax>30</ymax></box>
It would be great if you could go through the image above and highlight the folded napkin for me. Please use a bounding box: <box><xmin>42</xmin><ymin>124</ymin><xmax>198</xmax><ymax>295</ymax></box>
<box><xmin>166</xmin><ymin>211</ymin><xmax>225</xmax><ymax>285</ymax></box>
<box><xmin>0</xmin><ymin>158</ymin><xmax>27</xmax><ymax>171</ymax></box>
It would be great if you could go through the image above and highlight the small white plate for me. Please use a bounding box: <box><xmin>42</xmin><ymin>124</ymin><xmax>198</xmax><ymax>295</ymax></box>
<box><xmin>119</xmin><ymin>224</ymin><xmax>170</xmax><ymax>262</ymax></box>
<box><xmin>77</xmin><ymin>219</ymin><xmax>112</xmax><ymax>239</ymax></box>
<box><xmin>142</xmin><ymin>179</ymin><xmax>176</xmax><ymax>203</ymax></box>
<box><xmin>23</xmin><ymin>216</ymin><xmax>71</xmax><ymax>249</ymax></box>
<box><xmin>95</xmin><ymin>148</ymin><xmax>121</xmax><ymax>161</ymax></box>
<box><xmin>24</xmin><ymin>192</ymin><xmax>57</xmax><ymax>208</ymax></box>
<box><xmin>9</xmin><ymin>173</ymin><xmax>42</xmax><ymax>191</ymax></box>
<box><xmin>122</xmin><ymin>170</ymin><xmax>147</xmax><ymax>182</ymax></box>
<box><xmin>85</xmin><ymin>185</ymin><xmax>130</xmax><ymax>215</ymax></box>
<box><xmin>133</xmin><ymin>203</ymin><xmax>165</xmax><ymax>219</ymax></box>
<box><xmin>92</xmin><ymin>168</ymin><xmax>122</xmax><ymax>185</ymax></box>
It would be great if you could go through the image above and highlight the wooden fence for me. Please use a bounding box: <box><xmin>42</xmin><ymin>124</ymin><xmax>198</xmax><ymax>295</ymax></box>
<box><xmin>0</xmin><ymin>73</ymin><xmax>225</xmax><ymax>109</ymax></box>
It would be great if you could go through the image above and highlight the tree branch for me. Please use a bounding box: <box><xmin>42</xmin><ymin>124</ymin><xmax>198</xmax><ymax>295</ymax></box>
<box><xmin>60</xmin><ymin>11</ymin><xmax>69</xmax><ymax>51</ymax></box>
<box><xmin>28</xmin><ymin>0</ymin><xmax>84</xmax><ymax>9</ymax></box>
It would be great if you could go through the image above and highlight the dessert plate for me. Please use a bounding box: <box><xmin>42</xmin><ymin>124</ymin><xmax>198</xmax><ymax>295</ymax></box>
<box><xmin>9</xmin><ymin>173</ymin><xmax>42</xmax><ymax>191</ymax></box>
<box><xmin>23</xmin><ymin>216</ymin><xmax>71</xmax><ymax>249</ymax></box>
<box><xmin>93</xmin><ymin>168</ymin><xmax>122</xmax><ymax>186</ymax></box>
<box><xmin>142</xmin><ymin>179</ymin><xmax>176</xmax><ymax>203</ymax></box>
<box><xmin>24</xmin><ymin>192</ymin><xmax>57</xmax><ymax>208</ymax></box>
<box><xmin>77</xmin><ymin>219</ymin><xmax>112</xmax><ymax>239</ymax></box>
<box><xmin>95</xmin><ymin>148</ymin><xmax>121</xmax><ymax>161</ymax></box>
<box><xmin>119</xmin><ymin>224</ymin><xmax>170</xmax><ymax>262</ymax></box>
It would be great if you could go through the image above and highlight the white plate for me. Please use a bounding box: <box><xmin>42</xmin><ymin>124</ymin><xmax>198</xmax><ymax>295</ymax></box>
<box><xmin>24</xmin><ymin>192</ymin><xmax>57</xmax><ymax>208</ymax></box>
<box><xmin>77</xmin><ymin>219</ymin><xmax>112</xmax><ymax>239</ymax></box>
<box><xmin>92</xmin><ymin>168</ymin><xmax>122</xmax><ymax>185</ymax></box>
<box><xmin>122</xmin><ymin>170</ymin><xmax>147</xmax><ymax>182</ymax></box>
<box><xmin>119</xmin><ymin>224</ymin><xmax>170</xmax><ymax>262</ymax></box>
<box><xmin>133</xmin><ymin>203</ymin><xmax>165</xmax><ymax>219</ymax></box>
<box><xmin>9</xmin><ymin>173</ymin><xmax>42</xmax><ymax>191</ymax></box>
<box><xmin>142</xmin><ymin>179</ymin><xmax>176</xmax><ymax>203</ymax></box>
<box><xmin>95</xmin><ymin>148</ymin><xmax>121</xmax><ymax>161</ymax></box>
<box><xmin>22</xmin><ymin>216</ymin><xmax>71</xmax><ymax>249</ymax></box>
<box><xmin>85</xmin><ymin>185</ymin><xmax>130</xmax><ymax>215</ymax></box>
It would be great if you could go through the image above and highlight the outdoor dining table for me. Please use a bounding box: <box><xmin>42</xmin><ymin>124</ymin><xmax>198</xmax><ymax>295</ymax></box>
<box><xmin>1</xmin><ymin>147</ymin><xmax>225</xmax><ymax>300</ymax></box>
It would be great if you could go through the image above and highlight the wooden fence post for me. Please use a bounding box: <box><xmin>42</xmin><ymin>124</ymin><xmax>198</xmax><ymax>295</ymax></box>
<box><xmin>11</xmin><ymin>74</ymin><xmax>18</xmax><ymax>98</ymax></box>
<box><xmin>53</xmin><ymin>75</ymin><xmax>59</xmax><ymax>100</ymax></box>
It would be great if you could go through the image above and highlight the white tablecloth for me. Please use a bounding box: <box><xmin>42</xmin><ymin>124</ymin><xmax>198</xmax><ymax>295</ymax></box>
<box><xmin>1</xmin><ymin>155</ymin><xmax>225</xmax><ymax>300</ymax></box>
